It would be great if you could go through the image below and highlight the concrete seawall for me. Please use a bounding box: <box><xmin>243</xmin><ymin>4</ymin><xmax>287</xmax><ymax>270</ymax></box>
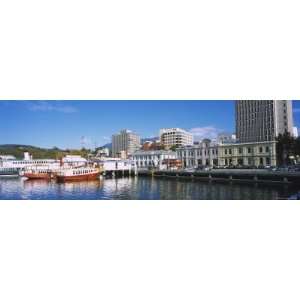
<box><xmin>138</xmin><ymin>169</ymin><xmax>300</xmax><ymax>185</ymax></box>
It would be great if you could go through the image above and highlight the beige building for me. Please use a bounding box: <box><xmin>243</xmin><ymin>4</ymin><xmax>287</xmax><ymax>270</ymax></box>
<box><xmin>236</xmin><ymin>100</ymin><xmax>294</xmax><ymax>143</ymax></box>
<box><xmin>176</xmin><ymin>140</ymin><xmax>277</xmax><ymax>168</ymax></box>
<box><xmin>112</xmin><ymin>129</ymin><xmax>141</xmax><ymax>158</ymax></box>
<box><xmin>218</xmin><ymin>141</ymin><xmax>277</xmax><ymax>167</ymax></box>
<box><xmin>159</xmin><ymin>128</ymin><xmax>193</xmax><ymax>149</ymax></box>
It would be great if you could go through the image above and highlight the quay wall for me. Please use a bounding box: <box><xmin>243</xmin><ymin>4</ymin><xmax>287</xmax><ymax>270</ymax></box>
<box><xmin>137</xmin><ymin>169</ymin><xmax>300</xmax><ymax>185</ymax></box>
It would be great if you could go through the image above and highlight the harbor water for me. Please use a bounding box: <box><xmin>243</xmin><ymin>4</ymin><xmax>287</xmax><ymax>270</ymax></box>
<box><xmin>0</xmin><ymin>176</ymin><xmax>299</xmax><ymax>200</ymax></box>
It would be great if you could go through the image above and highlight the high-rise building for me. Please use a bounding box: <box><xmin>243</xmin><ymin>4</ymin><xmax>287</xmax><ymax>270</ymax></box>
<box><xmin>236</xmin><ymin>100</ymin><xmax>294</xmax><ymax>143</ymax></box>
<box><xmin>159</xmin><ymin>128</ymin><xmax>193</xmax><ymax>149</ymax></box>
<box><xmin>112</xmin><ymin>129</ymin><xmax>141</xmax><ymax>158</ymax></box>
<box><xmin>293</xmin><ymin>126</ymin><xmax>299</xmax><ymax>138</ymax></box>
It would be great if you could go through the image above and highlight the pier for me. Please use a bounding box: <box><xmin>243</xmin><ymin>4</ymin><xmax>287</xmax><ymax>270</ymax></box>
<box><xmin>93</xmin><ymin>159</ymin><xmax>137</xmax><ymax>178</ymax></box>
<box><xmin>137</xmin><ymin>169</ymin><xmax>300</xmax><ymax>185</ymax></box>
<box><xmin>102</xmin><ymin>169</ymin><xmax>136</xmax><ymax>178</ymax></box>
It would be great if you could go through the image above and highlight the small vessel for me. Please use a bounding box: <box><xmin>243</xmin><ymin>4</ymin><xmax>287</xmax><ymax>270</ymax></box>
<box><xmin>56</xmin><ymin>167</ymin><xmax>100</xmax><ymax>182</ymax></box>
<box><xmin>23</xmin><ymin>169</ymin><xmax>56</xmax><ymax>180</ymax></box>
<box><xmin>0</xmin><ymin>167</ymin><xmax>19</xmax><ymax>177</ymax></box>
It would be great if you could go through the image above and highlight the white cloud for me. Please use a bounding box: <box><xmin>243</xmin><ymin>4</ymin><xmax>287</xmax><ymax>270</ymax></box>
<box><xmin>80</xmin><ymin>136</ymin><xmax>92</xmax><ymax>146</ymax></box>
<box><xmin>27</xmin><ymin>101</ymin><xmax>77</xmax><ymax>113</ymax></box>
<box><xmin>189</xmin><ymin>126</ymin><xmax>223</xmax><ymax>140</ymax></box>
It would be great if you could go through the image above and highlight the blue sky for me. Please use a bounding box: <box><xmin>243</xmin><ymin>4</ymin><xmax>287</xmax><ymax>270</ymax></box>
<box><xmin>0</xmin><ymin>100</ymin><xmax>299</xmax><ymax>149</ymax></box>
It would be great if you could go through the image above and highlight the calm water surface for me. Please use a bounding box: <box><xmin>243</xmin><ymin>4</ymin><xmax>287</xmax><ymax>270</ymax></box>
<box><xmin>0</xmin><ymin>176</ymin><xmax>299</xmax><ymax>200</ymax></box>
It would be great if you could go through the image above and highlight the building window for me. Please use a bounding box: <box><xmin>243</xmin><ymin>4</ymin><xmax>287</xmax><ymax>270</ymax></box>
<box><xmin>239</xmin><ymin>148</ymin><xmax>242</xmax><ymax>154</ymax></box>
<box><xmin>229</xmin><ymin>149</ymin><xmax>232</xmax><ymax>155</ymax></box>
<box><xmin>259</xmin><ymin>147</ymin><xmax>263</xmax><ymax>153</ymax></box>
<box><xmin>248</xmin><ymin>148</ymin><xmax>251</xmax><ymax>153</ymax></box>
<box><xmin>225</xmin><ymin>149</ymin><xmax>227</xmax><ymax>155</ymax></box>
<box><xmin>266</xmin><ymin>146</ymin><xmax>269</xmax><ymax>153</ymax></box>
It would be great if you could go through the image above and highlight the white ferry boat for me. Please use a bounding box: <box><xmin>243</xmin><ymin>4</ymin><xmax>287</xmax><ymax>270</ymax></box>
<box><xmin>0</xmin><ymin>153</ymin><xmax>88</xmax><ymax>177</ymax></box>
<box><xmin>0</xmin><ymin>155</ymin><xmax>27</xmax><ymax>176</ymax></box>
<box><xmin>0</xmin><ymin>167</ymin><xmax>19</xmax><ymax>177</ymax></box>
<box><xmin>0</xmin><ymin>153</ymin><xmax>60</xmax><ymax>171</ymax></box>
<box><xmin>56</xmin><ymin>167</ymin><xmax>100</xmax><ymax>182</ymax></box>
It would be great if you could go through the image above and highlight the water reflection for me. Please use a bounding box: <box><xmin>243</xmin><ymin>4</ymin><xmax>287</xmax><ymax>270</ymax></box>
<box><xmin>0</xmin><ymin>176</ymin><xmax>299</xmax><ymax>200</ymax></box>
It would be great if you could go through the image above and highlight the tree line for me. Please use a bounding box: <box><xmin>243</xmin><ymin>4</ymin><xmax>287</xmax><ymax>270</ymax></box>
<box><xmin>276</xmin><ymin>132</ymin><xmax>300</xmax><ymax>165</ymax></box>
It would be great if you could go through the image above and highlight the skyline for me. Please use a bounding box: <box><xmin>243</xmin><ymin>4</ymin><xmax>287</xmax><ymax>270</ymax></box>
<box><xmin>0</xmin><ymin>100</ymin><xmax>300</xmax><ymax>149</ymax></box>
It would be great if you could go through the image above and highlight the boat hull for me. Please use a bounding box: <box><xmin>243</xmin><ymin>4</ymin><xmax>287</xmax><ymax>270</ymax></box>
<box><xmin>0</xmin><ymin>169</ymin><xmax>19</xmax><ymax>177</ymax></box>
<box><xmin>24</xmin><ymin>173</ymin><xmax>52</xmax><ymax>180</ymax></box>
<box><xmin>56</xmin><ymin>172</ymin><xmax>100</xmax><ymax>182</ymax></box>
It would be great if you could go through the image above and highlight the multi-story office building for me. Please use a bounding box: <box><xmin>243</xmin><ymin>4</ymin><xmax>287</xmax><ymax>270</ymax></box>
<box><xmin>112</xmin><ymin>129</ymin><xmax>141</xmax><ymax>158</ymax></box>
<box><xmin>236</xmin><ymin>100</ymin><xmax>294</xmax><ymax>143</ymax></box>
<box><xmin>159</xmin><ymin>128</ymin><xmax>193</xmax><ymax>149</ymax></box>
<box><xmin>176</xmin><ymin>139</ymin><xmax>219</xmax><ymax>168</ymax></box>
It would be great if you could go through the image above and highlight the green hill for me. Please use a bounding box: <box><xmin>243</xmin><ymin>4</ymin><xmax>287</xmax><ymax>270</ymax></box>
<box><xmin>0</xmin><ymin>144</ymin><xmax>92</xmax><ymax>160</ymax></box>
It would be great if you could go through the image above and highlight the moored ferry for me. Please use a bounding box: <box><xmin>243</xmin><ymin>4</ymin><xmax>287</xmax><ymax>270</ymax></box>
<box><xmin>0</xmin><ymin>167</ymin><xmax>19</xmax><ymax>177</ymax></box>
<box><xmin>0</xmin><ymin>152</ymin><xmax>88</xmax><ymax>178</ymax></box>
<box><xmin>0</xmin><ymin>153</ymin><xmax>60</xmax><ymax>171</ymax></box>
<box><xmin>23</xmin><ymin>169</ymin><xmax>57</xmax><ymax>180</ymax></box>
<box><xmin>56</xmin><ymin>167</ymin><xmax>100</xmax><ymax>182</ymax></box>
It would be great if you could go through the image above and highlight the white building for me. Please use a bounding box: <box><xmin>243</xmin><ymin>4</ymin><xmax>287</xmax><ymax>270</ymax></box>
<box><xmin>159</xmin><ymin>128</ymin><xmax>193</xmax><ymax>149</ymax></box>
<box><xmin>62</xmin><ymin>155</ymin><xmax>87</xmax><ymax>167</ymax></box>
<box><xmin>96</xmin><ymin>147</ymin><xmax>110</xmax><ymax>158</ymax></box>
<box><xmin>132</xmin><ymin>150</ymin><xmax>177</xmax><ymax>169</ymax></box>
<box><xmin>176</xmin><ymin>140</ymin><xmax>219</xmax><ymax>168</ymax></box>
<box><xmin>92</xmin><ymin>157</ymin><xmax>135</xmax><ymax>173</ymax></box>
<box><xmin>217</xmin><ymin>132</ymin><xmax>236</xmax><ymax>144</ymax></box>
<box><xmin>112</xmin><ymin>129</ymin><xmax>141</xmax><ymax>158</ymax></box>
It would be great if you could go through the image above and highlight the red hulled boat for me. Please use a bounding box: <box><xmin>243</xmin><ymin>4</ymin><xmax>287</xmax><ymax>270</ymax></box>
<box><xmin>56</xmin><ymin>167</ymin><xmax>100</xmax><ymax>182</ymax></box>
<box><xmin>23</xmin><ymin>169</ymin><xmax>56</xmax><ymax>180</ymax></box>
